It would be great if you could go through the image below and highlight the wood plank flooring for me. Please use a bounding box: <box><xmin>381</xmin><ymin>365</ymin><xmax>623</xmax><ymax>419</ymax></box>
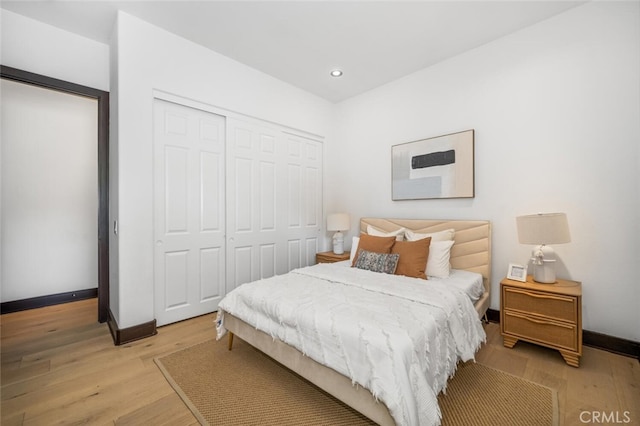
<box><xmin>1</xmin><ymin>299</ymin><xmax>638</xmax><ymax>425</ymax></box>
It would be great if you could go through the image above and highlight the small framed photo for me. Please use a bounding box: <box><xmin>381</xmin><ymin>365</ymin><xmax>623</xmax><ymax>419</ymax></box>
<box><xmin>507</xmin><ymin>263</ymin><xmax>527</xmax><ymax>282</ymax></box>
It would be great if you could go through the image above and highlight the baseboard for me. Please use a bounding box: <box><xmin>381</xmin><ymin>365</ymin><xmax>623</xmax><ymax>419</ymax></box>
<box><xmin>0</xmin><ymin>288</ymin><xmax>98</xmax><ymax>314</ymax></box>
<box><xmin>583</xmin><ymin>330</ymin><xmax>640</xmax><ymax>360</ymax></box>
<box><xmin>486</xmin><ymin>308</ymin><xmax>639</xmax><ymax>360</ymax></box>
<box><xmin>486</xmin><ymin>308</ymin><xmax>500</xmax><ymax>323</ymax></box>
<box><xmin>107</xmin><ymin>309</ymin><xmax>157</xmax><ymax>346</ymax></box>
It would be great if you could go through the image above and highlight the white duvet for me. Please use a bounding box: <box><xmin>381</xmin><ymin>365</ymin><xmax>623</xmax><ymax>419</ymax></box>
<box><xmin>216</xmin><ymin>263</ymin><xmax>486</xmax><ymax>426</ymax></box>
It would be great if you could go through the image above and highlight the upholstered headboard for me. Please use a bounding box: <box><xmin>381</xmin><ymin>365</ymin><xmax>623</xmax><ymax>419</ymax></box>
<box><xmin>360</xmin><ymin>218</ymin><xmax>492</xmax><ymax>315</ymax></box>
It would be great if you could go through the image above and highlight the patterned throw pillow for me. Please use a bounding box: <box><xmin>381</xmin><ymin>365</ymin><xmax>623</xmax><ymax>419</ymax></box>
<box><xmin>353</xmin><ymin>249</ymin><xmax>400</xmax><ymax>274</ymax></box>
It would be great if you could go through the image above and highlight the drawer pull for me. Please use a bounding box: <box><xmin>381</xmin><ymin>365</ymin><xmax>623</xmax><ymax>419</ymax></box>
<box><xmin>509</xmin><ymin>288</ymin><xmax>573</xmax><ymax>303</ymax></box>
<box><xmin>508</xmin><ymin>312</ymin><xmax>574</xmax><ymax>329</ymax></box>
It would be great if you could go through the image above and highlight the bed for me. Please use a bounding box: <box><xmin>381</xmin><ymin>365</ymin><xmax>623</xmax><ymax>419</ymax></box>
<box><xmin>216</xmin><ymin>218</ymin><xmax>491</xmax><ymax>426</ymax></box>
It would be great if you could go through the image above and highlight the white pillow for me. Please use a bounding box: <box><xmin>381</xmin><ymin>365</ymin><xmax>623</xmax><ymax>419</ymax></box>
<box><xmin>366</xmin><ymin>225</ymin><xmax>405</xmax><ymax>241</ymax></box>
<box><xmin>405</xmin><ymin>228</ymin><xmax>455</xmax><ymax>242</ymax></box>
<box><xmin>349</xmin><ymin>236</ymin><xmax>360</xmax><ymax>264</ymax></box>
<box><xmin>426</xmin><ymin>240</ymin><xmax>455</xmax><ymax>278</ymax></box>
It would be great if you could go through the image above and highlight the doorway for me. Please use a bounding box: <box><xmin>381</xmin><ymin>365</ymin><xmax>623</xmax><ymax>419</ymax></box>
<box><xmin>0</xmin><ymin>66</ymin><xmax>109</xmax><ymax>323</ymax></box>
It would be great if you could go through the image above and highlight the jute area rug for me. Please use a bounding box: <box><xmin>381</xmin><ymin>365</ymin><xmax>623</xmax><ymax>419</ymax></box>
<box><xmin>155</xmin><ymin>338</ymin><xmax>558</xmax><ymax>426</ymax></box>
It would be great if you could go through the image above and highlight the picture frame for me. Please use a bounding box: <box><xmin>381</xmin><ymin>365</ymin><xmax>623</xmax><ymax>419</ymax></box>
<box><xmin>391</xmin><ymin>129</ymin><xmax>474</xmax><ymax>200</ymax></box>
<box><xmin>507</xmin><ymin>263</ymin><xmax>528</xmax><ymax>282</ymax></box>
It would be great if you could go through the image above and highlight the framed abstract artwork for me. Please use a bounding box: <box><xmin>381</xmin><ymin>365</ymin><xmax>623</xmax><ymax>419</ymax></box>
<box><xmin>391</xmin><ymin>129</ymin><xmax>474</xmax><ymax>200</ymax></box>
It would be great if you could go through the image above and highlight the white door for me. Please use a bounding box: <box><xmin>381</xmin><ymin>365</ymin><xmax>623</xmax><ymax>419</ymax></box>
<box><xmin>282</xmin><ymin>132</ymin><xmax>323</xmax><ymax>271</ymax></box>
<box><xmin>226</xmin><ymin>118</ymin><xmax>322</xmax><ymax>291</ymax></box>
<box><xmin>153</xmin><ymin>99</ymin><xmax>226</xmax><ymax>326</ymax></box>
<box><xmin>226</xmin><ymin>118</ymin><xmax>281</xmax><ymax>290</ymax></box>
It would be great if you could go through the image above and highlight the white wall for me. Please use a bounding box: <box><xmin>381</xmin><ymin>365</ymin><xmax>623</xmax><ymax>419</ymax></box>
<box><xmin>111</xmin><ymin>12</ymin><xmax>334</xmax><ymax>328</ymax></box>
<box><xmin>329</xmin><ymin>2</ymin><xmax>640</xmax><ymax>341</ymax></box>
<box><xmin>108</xmin><ymin>18</ymin><xmax>121</xmax><ymax>323</ymax></box>
<box><xmin>1</xmin><ymin>79</ymin><xmax>98</xmax><ymax>301</ymax></box>
<box><xmin>0</xmin><ymin>10</ymin><xmax>110</xmax><ymax>91</ymax></box>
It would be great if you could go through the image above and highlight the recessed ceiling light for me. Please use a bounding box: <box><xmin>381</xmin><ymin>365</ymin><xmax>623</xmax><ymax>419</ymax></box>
<box><xmin>330</xmin><ymin>69</ymin><xmax>343</xmax><ymax>77</ymax></box>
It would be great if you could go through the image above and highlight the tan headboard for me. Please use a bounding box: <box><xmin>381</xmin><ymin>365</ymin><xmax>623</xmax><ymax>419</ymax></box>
<box><xmin>360</xmin><ymin>218</ymin><xmax>492</xmax><ymax>296</ymax></box>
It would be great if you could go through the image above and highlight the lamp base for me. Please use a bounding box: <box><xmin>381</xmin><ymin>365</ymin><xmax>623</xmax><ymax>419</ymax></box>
<box><xmin>332</xmin><ymin>231</ymin><xmax>345</xmax><ymax>255</ymax></box>
<box><xmin>530</xmin><ymin>245</ymin><xmax>558</xmax><ymax>284</ymax></box>
<box><xmin>532</xmin><ymin>260</ymin><xmax>557</xmax><ymax>284</ymax></box>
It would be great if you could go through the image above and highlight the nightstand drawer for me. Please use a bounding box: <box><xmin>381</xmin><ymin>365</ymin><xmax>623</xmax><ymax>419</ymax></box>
<box><xmin>503</xmin><ymin>311</ymin><xmax>578</xmax><ymax>351</ymax></box>
<box><xmin>503</xmin><ymin>287</ymin><xmax>577</xmax><ymax>323</ymax></box>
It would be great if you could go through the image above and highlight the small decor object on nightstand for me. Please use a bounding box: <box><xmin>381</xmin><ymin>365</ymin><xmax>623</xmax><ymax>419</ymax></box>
<box><xmin>507</xmin><ymin>263</ymin><xmax>527</xmax><ymax>282</ymax></box>
<box><xmin>327</xmin><ymin>213</ymin><xmax>350</xmax><ymax>254</ymax></box>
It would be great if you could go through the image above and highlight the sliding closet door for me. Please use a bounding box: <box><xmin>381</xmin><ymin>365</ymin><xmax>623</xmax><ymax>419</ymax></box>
<box><xmin>226</xmin><ymin>118</ymin><xmax>281</xmax><ymax>289</ymax></box>
<box><xmin>153</xmin><ymin>99</ymin><xmax>226</xmax><ymax>326</ymax></box>
<box><xmin>226</xmin><ymin>119</ymin><xmax>322</xmax><ymax>291</ymax></box>
<box><xmin>282</xmin><ymin>132</ymin><xmax>323</xmax><ymax>270</ymax></box>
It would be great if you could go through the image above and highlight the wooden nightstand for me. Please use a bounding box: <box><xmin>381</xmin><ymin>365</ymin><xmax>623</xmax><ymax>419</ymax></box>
<box><xmin>500</xmin><ymin>275</ymin><xmax>582</xmax><ymax>367</ymax></box>
<box><xmin>316</xmin><ymin>251</ymin><xmax>350</xmax><ymax>264</ymax></box>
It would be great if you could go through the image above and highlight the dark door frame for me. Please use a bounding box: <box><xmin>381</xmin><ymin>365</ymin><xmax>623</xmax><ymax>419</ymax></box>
<box><xmin>1</xmin><ymin>65</ymin><xmax>110</xmax><ymax>323</ymax></box>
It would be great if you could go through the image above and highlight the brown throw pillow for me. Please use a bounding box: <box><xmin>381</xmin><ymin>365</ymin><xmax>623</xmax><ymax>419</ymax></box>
<box><xmin>391</xmin><ymin>237</ymin><xmax>432</xmax><ymax>279</ymax></box>
<box><xmin>351</xmin><ymin>233</ymin><xmax>397</xmax><ymax>266</ymax></box>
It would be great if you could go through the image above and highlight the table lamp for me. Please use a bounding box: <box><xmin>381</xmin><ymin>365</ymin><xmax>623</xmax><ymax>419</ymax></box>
<box><xmin>516</xmin><ymin>213</ymin><xmax>571</xmax><ymax>283</ymax></box>
<box><xmin>327</xmin><ymin>213</ymin><xmax>350</xmax><ymax>255</ymax></box>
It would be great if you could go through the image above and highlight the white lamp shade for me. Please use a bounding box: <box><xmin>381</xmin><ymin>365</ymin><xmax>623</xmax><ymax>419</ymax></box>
<box><xmin>516</xmin><ymin>213</ymin><xmax>571</xmax><ymax>245</ymax></box>
<box><xmin>327</xmin><ymin>213</ymin><xmax>350</xmax><ymax>231</ymax></box>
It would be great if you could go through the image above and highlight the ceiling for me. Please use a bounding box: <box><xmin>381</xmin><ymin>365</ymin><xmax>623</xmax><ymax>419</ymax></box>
<box><xmin>1</xmin><ymin>1</ymin><xmax>585</xmax><ymax>103</ymax></box>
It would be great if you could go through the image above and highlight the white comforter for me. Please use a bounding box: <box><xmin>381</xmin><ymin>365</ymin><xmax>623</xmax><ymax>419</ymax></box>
<box><xmin>216</xmin><ymin>263</ymin><xmax>486</xmax><ymax>426</ymax></box>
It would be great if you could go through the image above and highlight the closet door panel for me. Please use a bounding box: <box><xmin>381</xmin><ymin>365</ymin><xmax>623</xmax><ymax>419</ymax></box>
<box><xmin>305</xmin><ymin>166</ymin><xmax>321</xmax><ymax>227</ymax></box>
<box><xmin>305</xmin><ymin>238</ymin><xmax>318</xmax><ymax>267</ymax></box>
<box><xmin>260</xmin><ymin>243</ymin><xmax>276</xmax><ymax>279</ymax></box>
<box><xmin>226</xmin><ymin>120</ymin><xmax>322</xmax><ymax>290</ymax></box>
<box><xmin>260</xmin><ymin>160</ymin><xmax>276</xmax><ymax>230</ymax></box>
<box><xmin>164</xmin><ymin>146</ymin><xmax>189</xmax><ymax>233</ymax></box>
<box><xmin>234</xmin><ymin>157</ymin><xmax>253</xmax><ymax>232</ymax></box>
<box><xmin>164</xmin><ymin>250</ymin><xmax>188</xmax><ymax>309</ymax></box>
<box><xmin>201</xmin><ymin>152</ymin><xmax>223</xmax><ymax>232</ymax></box>
<box><xmin>153</xmin><ymin>99</ymin><xmax>226</xmax><ymax>326</ymax></box>
<box><xmin>233</xmin><ymin>245</ymin><xmax>253</xmax><ymax>287</ymax></box>
<box><xmin>226</xmin><ymin>118</ymin><xmax>280</xmax><ymax>291</ymax></box>
<box><xmin>200</xmin><ymin>247</ymin><xmax>223</xmax><ymax>300</ymax></box>
<box><xmin>287</xmin><ymin>240</ymin><xmax>301</xmax><ymax>271</ymax></box>
<box><xmin>287</xmin><ymin>164</ymin><xmax>302</xmax><ymax>227</ymax></box>
<box><xmin>283</xmin><ymin>134</ymin><xmax>323</xmax><ymax>270</ymax></box>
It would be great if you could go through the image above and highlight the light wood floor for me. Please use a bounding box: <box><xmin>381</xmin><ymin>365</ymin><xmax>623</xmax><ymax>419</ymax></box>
<box><xmin>1</xmin><ymin>299</ymin><xmax>638</xmax><ymax>425</ymax></box>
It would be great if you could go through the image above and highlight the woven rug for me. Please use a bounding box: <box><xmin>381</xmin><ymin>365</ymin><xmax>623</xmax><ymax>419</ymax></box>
<box><xmin>155</xmin><ymin>338</ymin><xmax>558</xmax><ymax>426</ymax></box>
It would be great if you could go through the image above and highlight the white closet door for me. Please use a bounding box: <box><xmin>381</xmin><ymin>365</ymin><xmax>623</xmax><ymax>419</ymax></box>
<box><xmin>225</xmin><ymin>118</ymin><xmax>280</xmax><ymax>290</ymax></box>
<box><xmin>226</xmin><ymin>119</ymin><xmax>322</xmax><ymax>291</ymax></box>
<box><xmin>153</xmin><ymin>99</ymin><xmax>226</xmax><ymax>326</ymax></box>
<box><xmin>282</xmin><ymin>132</ymin><xmax>323</xmax><ymax>270</ymax></box>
